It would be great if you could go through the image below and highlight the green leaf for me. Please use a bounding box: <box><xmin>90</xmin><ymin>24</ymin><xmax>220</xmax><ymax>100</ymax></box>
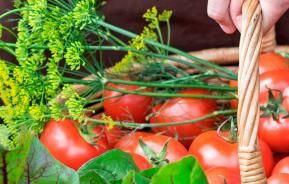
<box><xmin>122</xmin><ymin>170</ymin><xmax>150</xmax><ymax>184</ymax></box>
<box><xmin>78</xmin><ymin>149</ymin><xmax>139</xmax><ymax>182</ymax></box>
<box><xmin>140</xmin><ymin>167</ymin><xmax>160</xmax><ymax>179</ymax></box>
<box><xmin>18</xmin><ymin>137</ymin><xmax>79</xmax><ymax>184</ymax></box>
<box><xmin>79</xmin><ymin>170</ymin><xmax>109</xmax><ymax>184</ymax></box>
<box><xmin>0</xmin><ymin>132</ymin><xmax>33</xmax><ymax>184</ymax></box>
<box><xmin>150</xmin><ymin>156</ymin><xmax>208</xmax><ymax>184</ymax></box>
<box><xmin>122</xmin><ymin>171</ymin><xmax>135</xmax><ymax>184</ymax></box>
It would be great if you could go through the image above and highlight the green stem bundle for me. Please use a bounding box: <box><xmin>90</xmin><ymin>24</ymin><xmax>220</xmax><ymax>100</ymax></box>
<box><xmin>104</xmin><ymin>86</ymin><xmax>235</xmax><ymax>99</ymax></box>
<box><xmin>78</xmin><ymin>109</ymin><xmax>237</xmax><ymax>129</ymax></box>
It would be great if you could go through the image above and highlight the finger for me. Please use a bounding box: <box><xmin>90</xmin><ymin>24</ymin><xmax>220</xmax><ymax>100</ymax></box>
<box><xmin>261</xmin><ymin>0</ymin><xmax>289</xmax><ymax>34</ymax></box>
<box><xmin>207</xmin><ymin>0</ymin><xmax>236</xmax><ymax>34</ymax></box>
<box><xmin>230</xmin><ymin>0</ymin><xmax>244</xmax><ymax>31</ymax></box>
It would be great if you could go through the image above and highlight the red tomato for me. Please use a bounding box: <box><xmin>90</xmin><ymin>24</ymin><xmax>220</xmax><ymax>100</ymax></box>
<box><xmin>272</xmin><ymin>156</ymin><xmax>289</xmax><ymax>175</ymax></box>
<box><xmin>130</xmin><ymin>153</ymin><xmax>152</xmax><ymax>171</ymax></box>
<box><xmin>205</xmin><ymin>167</ymin><xmax>241</xmax><ymax>184</ymax></box>
<box><xmin>273</xmin><ymin>153</ymin><xmax>288</xmax><ymax>167</ymax></box>
<box><xmin>257</xmin><ymin>72</ymin><xmax>289</xmax><ymax>153</ymax></box>
<box><xmin>229</xmin><ymin>80</ymin><xmax>238</xmax><ymax>109</ymax></box>
<box><xmin>230</xmin><ymin>69</ymin><xmax>289</xmax><ymax>107</ymax></box>
<box><xmin>133</xmin><ymin>134</ymin><xmax>188</xmax><ymax>163</ymax></box>
<box><xmin>188</xmin><ymin>131</ymin><xmax>273</xmax><ymax>177</ymax></box>
<box><xmin>149</xmin><ymin>89</ymin><xmax>217</xmax><ymax>147</ymax></box>
<box><xmin>103</xmin><ymin>83</ymin><xmax>153</xmax><ymax>123</ymax></box>
<box><xmin>259</xmin><ymin>52</ymin><xmax>289</xmax><ymax>75</ymax></box>
<box><xmin>91</xmin><ymin>114</ymin><xmax>127</xmax><ymax>148</ymax></box>
<box><xmin>40</xmin><ymin>119</ymin><xmax>108</xmax><ymax>170</ymax></box>
<box><xmin>259</xmin><ymin>116</ymin><xmax>289</xmax><ymax>152</ymax></box>
<box><xmin>260</xmin><ymin>70</ymin><xmax>289</xmax><ymax>105</ymax></box>
<box><xmin>116</xmin><ymin>133</ymin><xmax>188</xmax><ymax>163</ymax></box>
<box><xmin>268</xmin><ymin>173</ymin><xmax>289</xmax><ymax>184</ymax></box>
<box><xmin>114</xmin><ymin>131</ymin><xmax>153</xmax><ymax>153</ymax></box>
<box><xmin>282</xmin><ymin>87</ymin><xmax>289</xmax><ymax>110</ymax></box>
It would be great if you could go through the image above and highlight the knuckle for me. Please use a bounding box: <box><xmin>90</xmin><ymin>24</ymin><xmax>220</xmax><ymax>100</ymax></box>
<box><xmin>207</xmin><ymin>8</ymin><xmax>226</xmax><ymax>22</ymax></box>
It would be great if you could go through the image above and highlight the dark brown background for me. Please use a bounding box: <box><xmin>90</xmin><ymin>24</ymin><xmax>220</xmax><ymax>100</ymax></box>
<box><xmin>1</xmin><ymin>0</ymin><xmax>289</xmax><ymax>66</ymax></box>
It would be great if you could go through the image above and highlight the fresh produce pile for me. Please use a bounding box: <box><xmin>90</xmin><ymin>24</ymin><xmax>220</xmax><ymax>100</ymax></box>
<box><xmin>1</xmin><ymin>0</ymin><xmax>289</xmax><ymax>183</ymax></box>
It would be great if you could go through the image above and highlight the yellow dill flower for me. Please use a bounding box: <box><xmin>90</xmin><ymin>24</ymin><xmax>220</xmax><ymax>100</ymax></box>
<box><xmin>112</xmin><ymin>51</ymin><xmax>134</xmax><ymax>74</ymax></box>
<box><xmin>141</xmin><ymin>27</ymin><xmax>158</xmax><ymax>42</ymax></box>
<box><xmin>129</xmin><ymin>36</ymin><xmax>146</xmax><ymax>50</ymax></box>
<box><xmin>143</xmin><ymin>6</ymin><xmax>158</xmax><ymax>29</ymax></box>
<box><xmin>29</xmin><ymin>104</ymin><xmax>47</xmax><ymax>121</ymax></box>
<box><xmin>64</xmin><ymin>41</ymin><xmax>85</xmax><ymax>70</ymax></box>
<box><xmin>14</xmin><ymin>0</ymin><xmax>23</xmax><ymax>8</ymax></box>
<box><xmin>0</xmin><ymin>89</ymin><xmax>11</xmax><ymax>106</ymax></box>
<box><xmin>46</xmin><ymin>60</ymin><xmax>61</xmax><ymax>95</ymax></box>
<box><xmin>0</xmin><ymin>60</ymin><xmax>9</xmax><ymax>82</ymax></box>
<box><xmin>158</xmin><ymin>10</ymin><xmax>173</xmax><ymax>22</ymax></box>
<box><xmin>111</xmin><ymin>7</ymin><xmax>172</xmax><ymax>74</ymax></box>
<box><xmin>72</xmin><ymin>0</ymin><xmax>96</xmax><ymax>30</ymax></box>
<box><xmin>49</xmin><ymin>99</ymin><xmax>63</xmax><ymax>120</ymax></box>
<box><xmin>62</xmin><ymin>85</ymin><xmax>87</xmax><ymax>120</ymax></box>
<box><xmin>101</xmin><ymin>114</ymin><xmax>115</xmax><ymax>130</ymax></box>
<box><xmin>48</xmin><ymin>39</ymin><xmax>64</xmax><ymax>63</ymax></box>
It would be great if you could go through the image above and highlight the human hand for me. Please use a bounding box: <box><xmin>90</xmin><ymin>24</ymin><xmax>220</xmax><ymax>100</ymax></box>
<box><xmin>207</xmin><ymin>0</ymin><xmax>289</xmax><ymax>34</ymax></box>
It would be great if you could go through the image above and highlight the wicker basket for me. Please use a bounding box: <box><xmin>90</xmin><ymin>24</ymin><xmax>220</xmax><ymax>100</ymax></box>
<box><xmin>177</xmin><ymin>1</ymin><xmax>272</xmax><ymax>182</ymax></box>
<box><xmin>71</xmin><ymin>1</ymin><xmax>288</xmax><ymax>183</ymax></box>
<box><xmin>193</xmin><ymin>1</ymin><xmax>272</xmax><ymax>183</ymax></box>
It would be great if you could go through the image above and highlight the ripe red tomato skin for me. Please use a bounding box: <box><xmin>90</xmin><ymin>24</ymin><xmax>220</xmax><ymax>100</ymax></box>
<box><xmin>261</xmin><ymin>138</ymin><xmax>274</xmax><ymax>177</ymax></box>
<box><xmin>273</xmin><ymin>153</ymin><xmax>287</xmax><ymax>167</ymax></box>
<box><xmin>188</xmin><ymin>131</ymin><xmax>273</xmax><ymax>177</ymax></box>
<box><xmin>91</xmin><ymin>114</ymin><xmax>125</xmax><ymax>148</ymax></box>
<box><xmin>189</xmin><ymin>131</ymin><xmax>238</xmax><ymax>171</ymax></box>
<box><xmin>104</xmin><ymin>127</ymin><xmax>123</xmax><ymax>148</ymax></box>
<box><xmin>103</xmin><ymin>83</ymin><xmax>153</xmax><ymax>123</ymax></box>
<box><xmin>150</xmin><ymin>89</ymin><xmax>217</xmax><ymax>147</ymax></box>
<box><xmin>229</xmin><ymin>80</ymin><xmax>238</xmax><ymax>109</ymax></box>
<box><xmin>259</xmin><ymin>52</ymin><xmax>289</xmax><ymax>75</ymax></box>
<box><xmin>258</xmin><ymin>116</ymin><xmax>289</xmax><ymax>153</ymax></box>
<box><xmin>205</xmin><ymin>167</ymin><xmax>241</xmax><ymax>184</ymax></box>
<box><xmin>282</xmin><ymin>87</ymin><xmax>289</xmax><ymax>110</ymax></box>
<box><xmin>114</xmin><ymin>132</ymin><xmax>153</xmax><ymax>153</ymax></box>
<box><xmin>116</xmin><ymin>133</ymin><xmax>188</xmax><ymax>163</ymax></box>
<box><xmin>230</xmin><ymin>69</ymin><xmax>289</xmax><ymax>107</ymax></box>
<box><xmin>272</xmin><ymin>156</ymin><xmax>289</xmax><ymax>175</ymax></box>
<box><xmin>40</xmin><ymin>119</ymin><xmax>108</xmax><ymax>170</ymax></box>
<box><xmin>268</xmin><ymin>173</ymin><xmax>289</xmax><ymax>184</ymax></box>
<box><xmin>130</xmin><ymin>153</ymin><xmax>152</xmax><ymax>171</ymax></box>
<box><xmin>260</xmin><ymin>69</ymin><xmax>289</xmax><ymax>104</ymax></box>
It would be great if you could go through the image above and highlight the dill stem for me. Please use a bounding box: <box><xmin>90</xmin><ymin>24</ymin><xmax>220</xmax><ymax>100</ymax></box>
<box><xmin>93</xmin><ymin>20</ymin><xmax>238</xmax><ymax>80</ymax></box>
<box><xmin>104</xmin><ymin>86</ymin><xmax>236</xmax><ymax>99</ymax></box>
<box><xmin>106</xmin><ymin>79</ymin><xmax>237</xmax><ymax>91</ymax></box>
<box><xmin>75</xmin><ymin>109</ymin><xmax>237</xmax><ymax>129</ymax></box>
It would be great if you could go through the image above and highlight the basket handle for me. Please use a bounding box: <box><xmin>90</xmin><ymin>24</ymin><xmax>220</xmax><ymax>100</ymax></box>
<box><xmin>262</xmin><ymin>27</ymin><xmax>276</xmax><ymax>52</ymax></box>
<box><xmin>237</xmin><ymin>0</ymin><xmax>267</xmax><ymax>183</ymax></box>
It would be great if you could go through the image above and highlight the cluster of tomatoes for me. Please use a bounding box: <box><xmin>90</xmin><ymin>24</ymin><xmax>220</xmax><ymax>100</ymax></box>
<box><xmin>40</xmin><ymin>52</ymin><xmax>289</xmax><ymax>183</ymax></box>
